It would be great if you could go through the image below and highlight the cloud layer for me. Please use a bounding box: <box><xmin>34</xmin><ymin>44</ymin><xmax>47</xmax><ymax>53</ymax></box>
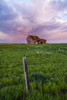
<box><xmin>0</xmin><ymin>0</ymin><xmax>67</xmax><ymax>43</ymax></box>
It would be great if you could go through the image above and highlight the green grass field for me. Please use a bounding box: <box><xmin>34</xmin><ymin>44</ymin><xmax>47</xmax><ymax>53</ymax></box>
<box><xmin>0</xmin><ymin>43</ymin><xmax>67</xmax><ymax>100</ymax></box>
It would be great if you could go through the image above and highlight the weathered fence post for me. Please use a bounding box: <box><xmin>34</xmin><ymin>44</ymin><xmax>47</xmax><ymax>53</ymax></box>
<box><xmin>23</xmin><ymin>57</ymin><xmax>29</xmax><ymax>94</ymax></box>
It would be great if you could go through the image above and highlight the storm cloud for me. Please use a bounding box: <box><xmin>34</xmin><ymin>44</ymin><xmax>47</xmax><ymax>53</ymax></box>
<box><xmin>0</xmin><ymin>0</ymin><xmax>67</xmax><ymax>43</ymax></box>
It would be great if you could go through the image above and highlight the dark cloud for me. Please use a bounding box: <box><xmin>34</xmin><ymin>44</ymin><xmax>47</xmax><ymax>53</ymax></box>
<box><xmin>0</xmin><ymin>0</ymin><xmax>18</xmax><ymax>35</ymax></box>
<box><xmin>0</xmin><ymin>0</ymin><xmax>17</xmax><ymax>21</ymax></box>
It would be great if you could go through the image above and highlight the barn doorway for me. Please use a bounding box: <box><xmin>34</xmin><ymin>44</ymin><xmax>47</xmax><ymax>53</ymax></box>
<box><xmin>40</xmin><ymin>42</ymin><xmax>43</xmax><ymax>44</ymax></box>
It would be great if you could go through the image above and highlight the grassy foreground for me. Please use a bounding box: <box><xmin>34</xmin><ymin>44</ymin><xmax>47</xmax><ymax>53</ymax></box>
<box><xmin>0</xmin><ymin>43</ymin><xmax>67</xmax><ymax>100</ymax></box>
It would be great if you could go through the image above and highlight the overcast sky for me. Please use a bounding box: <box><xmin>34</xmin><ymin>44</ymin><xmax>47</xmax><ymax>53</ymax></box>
<box><xmin>0</xmin><ymin>0</ymin><xmax>67</xmax><ymax>43</ymax></box>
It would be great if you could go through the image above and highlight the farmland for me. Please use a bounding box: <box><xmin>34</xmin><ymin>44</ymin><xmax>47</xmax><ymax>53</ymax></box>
<box><xmin>0</xmin><ymin>43</ymin><xmax>67</xmax><ymax>100</ymax></box>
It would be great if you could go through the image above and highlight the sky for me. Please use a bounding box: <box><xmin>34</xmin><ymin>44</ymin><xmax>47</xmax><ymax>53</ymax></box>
<box><xmin>0</xmin><ymin>0</ymin><xmax>67</xmax><ymax>43</ymax></box>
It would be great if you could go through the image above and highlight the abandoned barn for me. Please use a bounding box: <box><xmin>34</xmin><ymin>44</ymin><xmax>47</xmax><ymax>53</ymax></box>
<box><xmin>26</xmin><ymin>35</ymin><xmax>46</xmax><ymax>44</ymax></box>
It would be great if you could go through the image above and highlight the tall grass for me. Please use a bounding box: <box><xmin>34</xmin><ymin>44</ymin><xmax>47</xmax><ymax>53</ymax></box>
<box><xmin>0</xmin><ymin>44</ymin><xmax>67</xmax><ymax>100</ymax></box>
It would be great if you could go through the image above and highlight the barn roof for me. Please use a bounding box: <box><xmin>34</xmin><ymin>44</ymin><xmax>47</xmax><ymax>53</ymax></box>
<box><xmin>27</xmin><ymin>35</ymin><xmax>46</xmax><ymax>41</ymax></box>
<box><xmin>40</xmin><ymin>39</ymin><xmax>46</xmax><ymax>41</ymax></box>
<box><xmin>28</xmin><ymin>35</ymin><xmax>40</xmax><ymax>40</ymax></box>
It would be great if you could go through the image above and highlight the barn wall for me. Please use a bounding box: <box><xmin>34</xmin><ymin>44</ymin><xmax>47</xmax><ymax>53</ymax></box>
<box><xmin>27</xmin><ymin>37</ymin><xmax>37</xmax><ymax>44</ymax></box>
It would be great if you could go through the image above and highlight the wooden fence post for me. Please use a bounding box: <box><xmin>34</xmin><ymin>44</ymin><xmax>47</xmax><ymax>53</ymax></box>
<box><xmin>23</xmin><ymin>57</ymin><xmax>29</xmax><ymax>94</ymax></box>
